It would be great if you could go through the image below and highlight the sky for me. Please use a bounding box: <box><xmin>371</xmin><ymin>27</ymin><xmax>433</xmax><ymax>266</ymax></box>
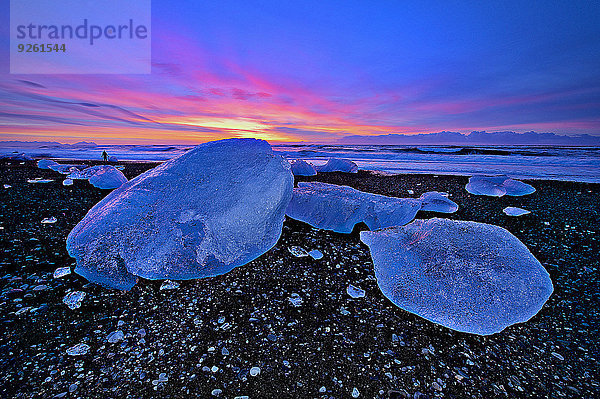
<box><xmin>1</xmin><ymin>0</ymin><xmax>599</xmax><ymax>144</ymax></box>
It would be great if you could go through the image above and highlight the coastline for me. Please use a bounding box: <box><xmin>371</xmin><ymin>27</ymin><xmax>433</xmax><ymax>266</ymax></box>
<box><xmin>0</xmin><ymin>160</ymin><xmax>598</xmax><ymax>398</ymax></box>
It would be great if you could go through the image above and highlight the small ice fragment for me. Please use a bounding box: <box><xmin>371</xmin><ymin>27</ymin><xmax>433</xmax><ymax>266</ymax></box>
<box><xmin>408</xmin><ymin>190</ymin><xmax>414</xmax><ymax>195</ymax></box>
<box><xmin>249</xmin><ymin>367</ymin><xmax>260</xmax><ymax>376</ymax></box>
<box><xmin>66</xmin><ymin>343</ymin><xmax>90</xmax><ymax>356</ymax></box>
<box><xmin>503</xmin><ymin>207</ymin><xmax>531</xmax><ymax>216</ymax></box>
<box><xmin>3</xmin><ymin>184</ymin><xmax>11</xmax><ymax>189</ymax></box>
<box><xmin>319</xmin><ymin>386</ymin><xmax>326</xmax><ymax>393</ymax></box>
<box><xmin>221</xmin><ymin>347</ymin><xmax>229</xmax><ymax>355</ymax></box>
<box><xmin>465</xmin><ymin>175</ymin><xmax>535</xmax><ymax>197</ymax></box>
<box><xmin>211</xmin><ymin>366</ymin><xmax>219</xmax><ymax>373</ymax></box>
<box><xmin>107</xmin><ymin>330</ymin><xmax>124</xmax><ymax>343</ymax></box>
<box><xmin>53</xmin><ymin>267</ymin><xmax>71</xmax><ymax>278</ymax></box>
<box><xmin>37</xmin><ymin>159</ymin><xmax>59</xmax><ymax>170</ymax></box>
<box><xmin>288</xmin><ymin>246</ymin><xmax>309</xmax><ymax>257</ymax></box>
<box><xmin>152</xmin><ymin>373</ymin><xmax>168</xmax><ymax>385</ymax></box>
<box><xmin>160</xmin><ymin>280</ymin><xmax>180</xmax><ymax>290</ymax></box>
<box><xmin>63</xmin><ymin>291</ymin><xmax>86</xmax><ymax>310</ymax></box>
<box><xmin>63</xmin><ymin>179</ymin><xmax>73</xmax><ymax>186</ymax></box>
<box><xmin>290</xmin><ymin>159</ymin><xmax>317</xmax><ymax>176</ymax></box>
<box><xmin>352</xmin><ymin>387</ymin><xmax>360</xmax><ymax>397</ymax></box>
<box><xmin>212</xmin><ymin>389</ymin><xmax>222</xmax><ymax>396</ymax></box>
<box><xmin>41</xmin><ymin>217</ymin><xmax>57</xmax><ymax>224</ymax></box>
<box><xmin>316</xmin><ymin>158</ymin><xmax>358</xmax><ymax>173</ymax></box>
<box><xmin>137</xmin><ymin>328</ymin><xmax>147</xmax><ymax>337</ymax></box>
<box><xmin>551</xmin><ymin>352</ymin><xmax>564</xmax><ymax>360</ymax></box>
<box><xmin>289</xmin><ymin>293</ymin><xmax>303</xmax><ymax>307</ymax></box>
<box><xmin>308</xmin><ymin>249</ymin><xmax>323</xmax><ymax>260</ymax></box>
<box><xmin>347</xmin><ymin>284</ymin><xmax>365</xmax><ymax>298</ymax></box>
<box><xmin>419</xmin><ymin>191</ymin><xmax>458</xmax><ymax>213</ymax></box>
<box><xmin>27</xmin><ymin>178</ymin><xmax>53</xmax><ymax>184</ymax></box>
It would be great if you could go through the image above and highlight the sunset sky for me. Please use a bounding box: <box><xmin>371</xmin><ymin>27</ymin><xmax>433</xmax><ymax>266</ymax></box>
<box><xmin>1</xmin><ymin>1</ymin><xmax>599</xmax><ymax>144</ymax></box>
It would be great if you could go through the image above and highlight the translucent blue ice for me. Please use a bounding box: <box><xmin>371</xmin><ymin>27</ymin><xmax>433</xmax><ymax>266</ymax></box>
<box><xmin>503</xmin><ymin>206</ymin><xmax>531</xmax><ymax>216</ymax></box>
<box><xmin>66</xmin><ymin>343</ymin><xmax>90</xmax><ymax>356</ymax></box>
<box><xmin>63</xmin><ymin>291</ymin><xmax>86</xmax><ymax>310</ymax></box>
<box><xmin>308</xmin><ymin>249</ymin><xmax>323</xmax><ymax>259</ymax></box>
<box><xmin>87</xmin><ymin>166</ymin><xmax>128</xmax><ymax>189</ymax></box>
<box><xmin>347</xmin><ymin>284</ymin><xmax>365</xmax><ymax>298</ymax></box>
<box><xmin>418</xmin><ymin>191</ymin><xmax>458</xmax><ymax>213</ymax></box>
<box><xmin>49</xmin><ymin>163</ymin><xmax>87</xmax><ymax>174</ymax></box>
<box><xmin>286</xmin><ymin>182</ymin><xmax>421</xmax><ymax>233</ymax></box>
<box><xmin>37</xmin><ymin>159</ymin><xmax>59</xmax><ymax>169</ymax></box>
<box><xmin>290</xmin><ymin>159</ymin><xmax>317</xmax><ymax>176</ymax></box>
<box><xmin>465</xmin><ymin>175</ymin><xmax>535</xmax><ymax>197</ymax></box>
<box><xmin>360</xmin><ymin>218</ymin><xmax>553</xmax><ymax>335</ymax></box>
<box><xmin>66</xmin><ymin>139</ymin><xmax>293</xmax><ymax>290</ymax></box>
<box><xmin>316</xmin><ymin>158</ymin><xmax>358</xmax><ymax>173</ymax></box>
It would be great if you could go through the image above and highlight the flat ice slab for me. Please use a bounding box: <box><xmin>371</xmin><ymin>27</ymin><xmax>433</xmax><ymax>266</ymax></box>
<box><xmin>466</xmin><ymin>175</ymin><xmax>535</xmax><ymax>197</ymax></box>
<box><xmin>286</xmin><ymin>182</ymin><xmax>421</xmax><ymax>233</ymax></box>
<box><xmin>66</xmin><ymin>138</ymin><xmax>293</xmax><ymax>290</ymax></box>
<box><xmin>503</xmin><ymin>206</ymin><xmax>531</xmax><ymax>216</ymax></box>
<box><xmin>315</xmin><ymin>158</ymin><xmax>358</xmax><ymax>173</ymax></box>
<box><xmin>360</xmin><ymin>218</ymin><xmax>553</xmax><ymax>335</ymax></box>
<box><xmin>418</xmin><ymin>191</ymin><xmax>458</xmax><ymax>213</ymax></box>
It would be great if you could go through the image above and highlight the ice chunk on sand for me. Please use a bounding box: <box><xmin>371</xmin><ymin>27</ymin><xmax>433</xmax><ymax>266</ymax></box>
<box><xmin>503</xmin><ymin>207</ymin><xmax>531</xmax><ymax>216</ymax></box>
<box><xmin>160</xmin><ymin>280</ymin><xmax>180</xmax><ymax>290</ymax></box>
<box><xmin>502</xmin><ymin>179</ymin><xmax>536</xmax><ymax>196</ymax></box>
<box><xmin>49</xmin><ymin>164</ymin><xmax>87</xmax><ymax>174</ymax></box>
<box><xmin>66</xmin><ymin>138</ymin><xmax>293</xmax><ymax>290</ymax></box>
<box><xmin>68</xmin><ymin>166</ymin><xmax>104</xmax><ymax>180</ymax></box>
<box><xmin>308</xmin><ymin>249</ymin><xmax>323</xmax><ymax>259</ymax></box>
<box><xmin>107</xmin><ymin>330</ymin><xmax>124</xmax><ymax>343</ymax></box>
<box><xmin>53</xmin><ymin>267</ymin><xmax>71</xmax><ymax>278</ymax></box>
<box><xmin>316</xmin><ymin>158</ymin><xmax>358</xmax><ymax>173</ymax></box>
<box><xmin>289</xmin><ymin>293</ymin><xmax>303</xmax><ymax>307</ymax></box>
<box><xmin>3</xmin><ymin>184</ymin><xmax>10</xmax><ymax>189</ymax></box>
<box><xmin>347</xmin><ymin>284</ymin><xmax>365</xmax><ymax>298</ymax></box>
<box><xmin>27</xmin><ymin>178</ymin><xmax>53</xmax><ymax>183</ymax></box>
<box><xmin>63</xmin><ymin>291</ymin><xmax>86</xmax><ymax>310</ymax></box>
<box><xmin>37</xmin><ymin>159</ymin><xmax>59</xmax><ymax>169</ymax></box>
<box><xmin>88</xmin><ymin>166</ymin><xmax>128</xmax><ymax>189</ymax></box>
<box><xmin>465</xmin><ymin>175</ymin><xmax>535</xmax><ymax>197</ymax></box>
<box><xmin>66</xmin><ymin>343</ymin><xmax>90</xmax><ymax>356</ymax></box>
<box><xmin>63</xmin><ymin>179</ymin><xmax>74</xmax><ymax>186</ymax></box>
<box><xmin>108</xmin><ymin>155</ymin><xmax>119</xmax><ymax>162</ymax></box>
<box><xmin>288</xmin><ymin>246</ymin><xmax>309</xmax><ymax>257</ymax></box>
<box><xmin>41</xmin><ymin>217</ymin><xmax>57</xmax><ymax>224</ymax></box>
<box><xmin>286</xmin><ymin>182</ymin><xmax>421</xmax><ymax>233</ymax></box>
<box><xmin>290</xmin><ymin>159</ymin><xmax>317</xmax><ymax>176</ymax></box>
<box><xmin>418</xmin><ymin>191</ymin><xmax>458</xmax><ymax>213</ymax></box>
<box><xmin>360</xmin><ymin>218</ymin><xmax>553</xmax><ymax>335</ymax></box>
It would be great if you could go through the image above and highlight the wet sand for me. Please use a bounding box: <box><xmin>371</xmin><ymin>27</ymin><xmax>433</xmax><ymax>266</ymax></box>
<box><xmin>0</xmin><ymin>160</ymin><xmax>598</xmax><ymax>398</ymax></box>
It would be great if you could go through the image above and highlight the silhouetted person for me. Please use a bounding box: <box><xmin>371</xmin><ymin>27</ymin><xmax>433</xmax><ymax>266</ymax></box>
<box><xmin>102</xmin><ymin>150</ymin><xmax>108</xmax><ymax>162</ymax></box>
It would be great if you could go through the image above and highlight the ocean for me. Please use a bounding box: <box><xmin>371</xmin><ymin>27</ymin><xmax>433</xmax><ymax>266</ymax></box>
<box><xmin>2</xmin><ymin>142</ymin><xmax>600</xmax><ymax>183</ymax></box>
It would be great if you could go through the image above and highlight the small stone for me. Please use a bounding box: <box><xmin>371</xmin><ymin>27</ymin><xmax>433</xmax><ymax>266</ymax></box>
<box><xmin>41</xmin><ymin>217</ymin><xmax>57</xmax><ymax>224</ymax></box>
<box><xmin>68</xmin><ymin>384</ymin><xmax>78</xmax><ymax>393</ymax></box>
<box><xmin>551</xmin><ymin>352</ymin><xmax>564</xmax><ymax>361</ymax></box>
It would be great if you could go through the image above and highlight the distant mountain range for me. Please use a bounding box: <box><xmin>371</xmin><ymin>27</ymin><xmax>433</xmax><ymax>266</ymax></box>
<box><xmin>337</xmin><ymin>131</ymin><xmax>600</xmax><ymax>146</ymax></box>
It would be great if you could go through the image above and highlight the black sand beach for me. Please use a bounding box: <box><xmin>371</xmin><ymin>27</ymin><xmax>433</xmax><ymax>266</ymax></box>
<box><xmin>0</xmin><ymin>160</ymin><xmax>598</xmax><ymax>398</ymax></box>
